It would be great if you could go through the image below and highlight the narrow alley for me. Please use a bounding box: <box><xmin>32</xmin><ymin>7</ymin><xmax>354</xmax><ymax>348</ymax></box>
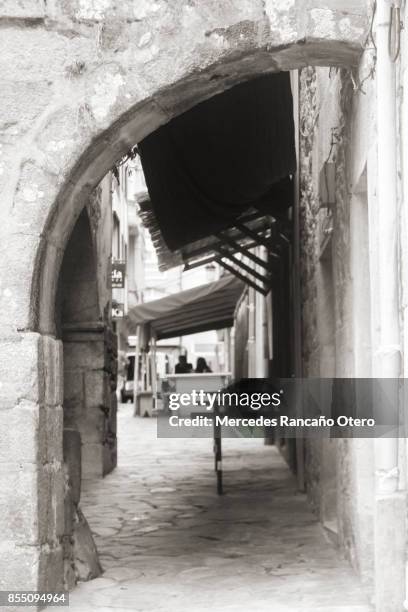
<box><xmin>61</xmin><ymin>405</ymin><xmax>372</xmax><ymax>612</ymax></box>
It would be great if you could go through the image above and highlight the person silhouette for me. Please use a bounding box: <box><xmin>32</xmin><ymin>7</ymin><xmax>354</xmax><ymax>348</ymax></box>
<box><xmin>195</xmin><ymin>357</ymin><xmax>212</xmax><ymax>373</ymax></box>
<box><xmin>175</xmin><ymin>355</ymin><xmax>193</xmax><ymax>374</ymax></box>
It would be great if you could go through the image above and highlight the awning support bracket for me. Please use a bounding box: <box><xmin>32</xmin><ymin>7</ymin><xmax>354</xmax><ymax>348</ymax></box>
<box><xmin>216</xmin><ymin>258</ymin><xmax>270</xmax><ymax>296</ymax></box>
<box><xmin>182</xmin><ymin>219</ymin><xmax>289</xmax><ymax>290</ymax></box>
<box><xmin>216</xmin><ymin>232</ymin><xmax>275</xmax><ymax>270</ymax></box>
<box><xmin>215</xmin><ymin>245</ymin><xmax>274</xmax><ymax>286</ymax></box>
<box><xmin>183</xmin><ymin>255</ymin><xmax>217</xmax><ymax>271</ymax></box>
<box><xmin>233</xmin><ymin>221</ymin><xmax>280</xmax><ymax>257</ymax></box>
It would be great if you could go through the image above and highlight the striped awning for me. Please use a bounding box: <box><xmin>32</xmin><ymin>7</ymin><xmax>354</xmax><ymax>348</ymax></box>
<box><xmin>126</xmin><ymin>275</ymin><xmax>244</xmax><ymax>340</ymax></box>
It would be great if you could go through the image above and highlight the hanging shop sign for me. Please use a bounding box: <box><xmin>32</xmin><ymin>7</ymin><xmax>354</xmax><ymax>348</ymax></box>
<box><xmin>111</xmin><ymin>260</ymin><xmax>126</xmax><ymax>288</ymax></box>
<box><xmin>112</xmin><ymin>302</ymin><xmax>125</xmax><ymax>319</ymax></box>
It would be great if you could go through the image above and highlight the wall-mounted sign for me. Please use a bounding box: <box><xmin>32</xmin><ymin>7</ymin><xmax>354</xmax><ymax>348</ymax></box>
<box><xmin>112</xmin><ymin>302</ymin><xmax>125</xmax><ymax>319</ymax></box>
<box><xmin>112</xmin><ymin>261</ymin><xmax>126</xmax><ymax>288</ymax></box>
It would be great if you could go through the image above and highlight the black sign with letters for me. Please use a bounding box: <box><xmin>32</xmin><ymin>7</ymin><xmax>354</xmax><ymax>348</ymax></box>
<box><xmin>112</xmin><ymin>261</ymin><xmax>126</xmax><ymax>288</ymax></box>
<box><xmin>112</xmin><ymin>303</ymin><xmax>125</xmax><ymax>319</ymax></box>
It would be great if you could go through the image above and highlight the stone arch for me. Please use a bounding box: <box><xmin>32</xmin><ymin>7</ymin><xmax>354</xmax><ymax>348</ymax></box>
<box><xmin>0</xmin><ymin>0</ymin><xmax>370</xmax><ymax>593</ymax></box>
<box><xmin>55</xmin><ymin>208</ymin><xmax>100</xmax><ymax>336</ymax></box>
<box><xmin>15</xmin><ymin>0</ymin><xmax>369</xmax><ymax>336</ymax></box>
<box><xmin>55</xmin><ymin>208</ymin><xmax>105</xmax><ymax>586</ymax></box>
<box><xmin>56</xmin><ymin>205</ymin><xmax>116</xmax><ymax>483</ymax></box>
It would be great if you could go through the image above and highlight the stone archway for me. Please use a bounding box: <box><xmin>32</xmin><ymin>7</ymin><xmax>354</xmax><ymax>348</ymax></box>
<box><xmin>0</xmin><ymin>0</ymin><xmax>370</xmax><ymax>593</ymax></box>
<box><xmin>56</xmin><ymin>207</ymin><xmax>106</xmax><ymax>588</ymax></box>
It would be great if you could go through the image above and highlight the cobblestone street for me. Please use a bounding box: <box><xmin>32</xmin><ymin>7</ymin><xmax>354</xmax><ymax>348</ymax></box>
<box><xmin>60</xmin><ymin>405</ymin><xmax>372</xmax><ymax>612</ymax></box>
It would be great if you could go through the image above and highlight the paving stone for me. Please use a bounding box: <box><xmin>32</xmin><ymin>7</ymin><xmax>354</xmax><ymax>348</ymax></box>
<box><xmin>45</xmin><ymin>404</ymin><xmax>372</xmax><ymax>611</ymax></box>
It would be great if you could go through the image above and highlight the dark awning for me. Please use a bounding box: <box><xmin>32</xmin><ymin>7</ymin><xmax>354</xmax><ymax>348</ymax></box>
<box><xmin>126</xmin><ymin>275</ymin><xmax>244</xmax><ymax>340</ymax></box>
<box><xmin>138</xmin><ymin>72</ymin><xmax>295</xmax><ymax>255</ymax></box>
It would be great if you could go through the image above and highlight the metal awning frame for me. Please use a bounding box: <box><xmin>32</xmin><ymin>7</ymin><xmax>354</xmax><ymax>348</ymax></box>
<box><xmin>183</xmin><ymin>216</ymin><xmax>291</xmax><ymax>296</ymax></box>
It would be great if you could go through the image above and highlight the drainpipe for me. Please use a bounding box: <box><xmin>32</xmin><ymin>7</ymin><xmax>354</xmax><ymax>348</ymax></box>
<box><xmin>374</xmin><ymin>1</ymin><xmax>405</xmax><ymax>610</ymax></box>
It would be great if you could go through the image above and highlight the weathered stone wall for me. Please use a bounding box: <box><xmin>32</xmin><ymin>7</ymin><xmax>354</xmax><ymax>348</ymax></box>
<box><xmin>0</xmin><ymin>0</ymin><xmax>369</xmax><ymax>338</ymax></box>
<box><xmin>63</xmin><ymin>429</ymin><xmax>102</xmax><ymax>588</ymax></box>
<box><xmin>0</xmin><ymin>333</ymin><xmax>64</xmax><ymax>592</ymax></box>
<box><xmin>56</xmin><ymin>196</ymin><xmax>116</xmax><ymax>587</ymax></box>
<box><xmin>62</xmin><ymin>326</ymin><xmax>114</xmax><ymax>587</ymax></box>
<box><xmin>87</xmin><ymin>174</ymin><xmax>115</xmax><ymax>325</ymax></box>
<box><xmin>57</xmin><ymin>206</ymin><xmax>117</xmax><ymax>480</ymax></box>
<box><xmin>400</xmin><ymin>5</ymin><xmax>408</xmax><ymax>380</ymax></box>
<box><xmin>0</xmin><ymin>0</ymin><xmax>370</xmax><ymax>593</ymax></box>
<box><xmin>299</xmin><ymin>58</ymin><xmax>376</xmax><ymax>593</ymax></box>
<box><xmin>85</xmin><ymin>175</ymin><xmax>118</xmax><ymax>479</ymax></box>
<box><xmin>62</xmin><ymin>326</ymin><xmax>117</xmax><ymax>480</ymax></box>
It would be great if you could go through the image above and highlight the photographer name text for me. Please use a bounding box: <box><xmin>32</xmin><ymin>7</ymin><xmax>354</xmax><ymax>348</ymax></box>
<box><xmin>168</xmin><ymin>415</ymin><xmax>376</xmax><ymax>428</ymax></box>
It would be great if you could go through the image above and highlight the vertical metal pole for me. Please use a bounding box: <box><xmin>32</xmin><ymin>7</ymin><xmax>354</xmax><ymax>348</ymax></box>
<box><xmin>151</xmin><ymin>334</ymin><xmax>157</xmax><ymax>412</ymax></box>
<box><xmin>146</xmin><ymin>350</ymin><xmax>151</xmax><ymax>391</ymax></box>
<box><xmin>213</xmin><ymin>402</ymin><xmax>223</xmax><ymax>495</ymax></box>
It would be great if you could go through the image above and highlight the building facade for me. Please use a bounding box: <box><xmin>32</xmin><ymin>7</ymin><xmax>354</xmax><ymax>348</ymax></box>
<box><xmin>0</xmin><ymin>1</ymin><xmax>406</xmax><ymax>610</ymax></box>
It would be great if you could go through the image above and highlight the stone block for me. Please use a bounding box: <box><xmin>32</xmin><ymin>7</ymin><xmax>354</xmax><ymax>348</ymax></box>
<box><xmin>0</xmin><ymin>81</ymin><xmax>49</xmax><ymax>138</ymax></box>
<box><xmin>0</xmin><ymin>0</ymin><xmax>45</xmax><ymax>19</ymax></box>
<box><xmin>0</xmin><ymin>402</ymin><xmax>41</xmax><ymax>463</ymax></box>
<box><xmin>0</xmin><ymin>541</ymin><xmax>40</xmax><ymax>591</ymax></box>
<box><xmin>0</xmin><ymin>231</ymin><xmax>43</xmax><ymax>333</ymax></box>
<box><xmin>50</xmin><ymin>466</ymin><xmax>65</xmax><ymax>540</ymax></box>
<box><xmin>41</xmin><ymin>335</ymin><xmax>63</xmax><ymax>406</ymax></box>
<box><xmin>63</xmin><ymin>340</ymin><xmax>105</xmax><ymax>371</ymax></box>
<box><xmin>63</xmin><ymin>369</ymin><xmax>84</xmax><ymax>404</ymax></box>
<box><xmin>64</xmin><ymin>486</ymin><xmax>75</xmax><ymax>536</ymax></box>
<box><xmin>63</xmin><ymin>428</ymin><xmax>82</xmax><ymax>504</ymax></box>
<box><xmin>374</xmin><ymin>492</ymin><xmax>406</xmax><ymax>612</ymax></box>
<box><xmin>36</xmin><ymin>463</ymin><xmax>52</xmax><ymax>545</ymax></box>
<box><xmin>0</xmin><ymin>27</ymin><xmax>94</xmax><ymax>83</ymax></box>
<box><xmin>59</xmin><ymin>0</ymin><xmax>167</xmax><ymax>23</ymax></box>
<box><xmin>0</xmin><ymin>406</ymin><xmax>63</xmax><ymax>545</ymax></box>
<box><xmin>45</xmin><ymin>405</ymin><xmax>64</xmax><ymax>464</ymax></box>
<box><xmin>0</xmin><ymin>333</ymin><xmax>45</xmax><ymax>408</ymax></box>
<box><xmin>77</xmin><ymin>406</ymin><xmax>105</xmax><ymax>444</ymax></box>
<box><xmin>81</xmin><ymin>442</ymin><xmax>103</xmax><ymax>479</ymax></box>
<box><xmin>35</xmin><ymin>104</ymin><xmax>97</xmax><ymax>179</ymax></box>
<box><xmin>35</xmin><ymin>239</ymin><xmax>65</xmax><ymax>337</ymax></box>
<box><xmin>0</xmin><ymin>463</ymin><xmax>41</xmax><ymax>545</ymax></box>
<box><xmin>84</xmin><ymin>369</ymin><xmax>106</xmax><ymax>407</ymax></box>
<box><xmin>11</xmin><ymin>162</ymin><xmax>63</xmax><ymax>243</ymax></box>
<box><xmin>35</xmin><ymin>462</ymin><xmax>65</xmax><ymax>545</ymax></box>
<box><xmin>63</xmin><ymin>400</ymin><xmax>84</xmax><ymax>430</ymax></box>
<box><xmin>264</xmin><ymin>0</ymin><xmax>299</xmax><ymax>47</ymax></box>
<box><xmin>38</xmin><ymin>544</ymin><xmax>64</xmax><ymax>592</ymax></box>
